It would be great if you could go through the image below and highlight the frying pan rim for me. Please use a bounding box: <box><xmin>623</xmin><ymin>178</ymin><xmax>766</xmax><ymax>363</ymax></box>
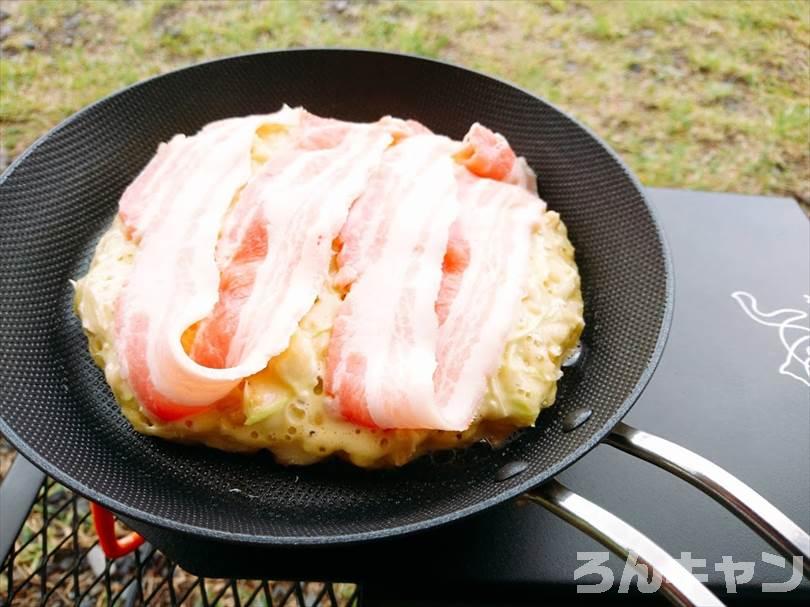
<box><xmin>0</xmin><ymin>48</ymin><xmax>674</xmax><ymax>546</ymax></box>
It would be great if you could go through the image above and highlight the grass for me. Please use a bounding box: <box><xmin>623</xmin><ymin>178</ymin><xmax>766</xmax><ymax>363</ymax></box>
<box><xmin>0</xmin><ymin>0</ymin><xmax>808</xmax><ymax>205</ymax></box>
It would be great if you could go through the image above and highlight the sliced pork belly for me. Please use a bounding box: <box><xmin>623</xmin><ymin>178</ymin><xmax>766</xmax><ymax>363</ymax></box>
<box><xmin>455</xmin><ymin>122</ymin><xmax>516</xmax><ymax>181</ymax></box>
<box><xmin>115</xmin><ymin>112</ymin><xmax>392</xmax><ymax>420</ymax></box>
<box><xmin>432</xmin><ymin>171</ymin><xmax>543</xmax><ymax>429</ymax></box>
<box><xmin>116</xmin><ymin>110</ymin><xmax>541</xmax><ymax>430</ymax></box>
<box><xmin>326</xmin><ymin>135</ymin><xmax>460</xmax><ymax>428</ymax></box>
<box><xmin>326</xmin><ymin>132</ymin><xmax>543</xmax><ymax>431</ymax></box>
<box><xmin>191</xmin><ymin>123</ymin><xmax>393</xmax><ymax>369</ymax></box>
<box><xmin>118</xmin><ymin>108</ymin><xmax>302</xmax><ymax>242</ymax></box>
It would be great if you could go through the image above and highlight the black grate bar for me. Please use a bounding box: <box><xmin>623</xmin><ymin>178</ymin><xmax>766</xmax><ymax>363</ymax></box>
<box><xmin>0</xmin><ymin>445</ymin><xmax>359</xmax><ymax>606</ymax></box>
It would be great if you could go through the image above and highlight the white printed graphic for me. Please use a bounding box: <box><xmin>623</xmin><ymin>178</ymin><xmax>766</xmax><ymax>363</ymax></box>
<box><xmin>731</xmin><ymin>291</ymin><xmax>810</xmax><ymax>388</ymax></box>
<box><xmin>575</xmin><ymin>551</ymin><xmax>805</xmax><ymax>594</ymax></box>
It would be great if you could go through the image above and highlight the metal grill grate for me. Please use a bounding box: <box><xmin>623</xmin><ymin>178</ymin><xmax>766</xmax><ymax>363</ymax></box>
<box><xmin>1</xmin><ymin>445</ymin><xmax>359</xmax><ymax>607</ymax></box>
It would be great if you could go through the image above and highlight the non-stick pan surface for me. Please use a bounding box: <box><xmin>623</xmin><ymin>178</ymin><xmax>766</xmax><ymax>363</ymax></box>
<box><xmin>0</xmin><ymin>50</ymin><xmax>672</xmax><ymax>545</ymax></box>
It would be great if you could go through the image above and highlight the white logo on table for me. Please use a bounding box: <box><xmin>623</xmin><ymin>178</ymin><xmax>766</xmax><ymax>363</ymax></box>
<box><xmin>731</xmin><ymin>291</ymin><xmax>810</xmax><ymax>388</ymax></box>
<box><xmin>575</xmin><ymin>551</ymin><xmax>804</xmax><ymax>593</ymax></box>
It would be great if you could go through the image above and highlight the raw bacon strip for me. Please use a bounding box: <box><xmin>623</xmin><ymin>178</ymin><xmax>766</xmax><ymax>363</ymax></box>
<box><xmin>119</xmin><ymin>108</ymin><xmax>301</xmax><ymax>241</ymax></box>
<box><xmin>115</xmin><ymin>115</ymin><xmax>278</xmax><ymax>420</ymax></box>
<box><xmin>116</xmin><ymin>112</ymin><xmax>392</xmax><ymax>420</ymax></box>
<box><xmin>455</xmin><ymin>123</ymin><xmax>516</xmax><ymax>181</ymax></box>
<box><xmin>436</xmin><ymin>149</ymin><xmax>536</xmax><ymax>325</ymax></box>
<box><xmin>326</xmin><ymin>135</ymin><xmax>460</xmax><ymax>428</ymax></box>
<box><xmin>435</xmin><ymin>221</ymin><xmax>470</xmax><ymax>325</ymax></box>
<box><xmin>432</xmin><ymin>172</ymin><xmax>543</xmax><ymax>429</ymax></box>
<box><xmin>117</xmin><ymin>134</ymin><xmax>188</xmax><ymax>242</ymax></box>
<box><xmin>334</xmin><ymin>126</ymin><xmax>448</xmax><ymax>288</ymax></box>
<box><xmin>328</xmin><ymin>134</ymin><xmax>542</xmax><ymax>431</ymax></box>
<box><xmin>506</xmin><ymin>156</ymin><xmax>538</xmax><ymax>194</ymax></box>
<box><xmin>191</xmin><ymin>124</ymin><xmax>393</xmax><ymax>369</ymax></box>
<box><xmin>378</xmin><ymin>116</ymin><xmax>433</xmax><ymax>141</ymax></box>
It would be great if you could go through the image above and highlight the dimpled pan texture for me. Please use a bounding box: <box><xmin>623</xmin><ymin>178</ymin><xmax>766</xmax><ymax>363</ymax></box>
<box><xmin>0</xmin><ymin>50</ymin><xmax>672</xmax><ymax>544</ymax></box>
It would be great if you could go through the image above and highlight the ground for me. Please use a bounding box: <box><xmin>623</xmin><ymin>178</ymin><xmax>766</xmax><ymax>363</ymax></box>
<box><xmin>0</xmin><ymin>0</ymin><xmax>808</xmax><ymax>207</ymax></box>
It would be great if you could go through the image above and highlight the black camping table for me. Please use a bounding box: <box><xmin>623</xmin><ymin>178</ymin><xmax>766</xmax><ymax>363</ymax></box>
<box><xmin>2</xmin><ymin>188</ymin><xmax>808</xmax><ymax>605</ymax></box>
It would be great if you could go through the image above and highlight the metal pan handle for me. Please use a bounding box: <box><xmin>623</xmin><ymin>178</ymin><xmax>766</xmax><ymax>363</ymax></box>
<box><xmin>527</xmin><ymin>479</ymin><xmax>723</xmax><ymax>606</ymax></box>
<box><xmin>605</xmin><ymin>422</ymin><xmax>810</xmax><ymax>576</ymax></box>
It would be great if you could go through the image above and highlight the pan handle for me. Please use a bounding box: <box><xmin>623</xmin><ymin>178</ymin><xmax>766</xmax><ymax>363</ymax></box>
<box><xmin>526</xmin><ymin>479</ymin><xmax>723</xmax><ymax>606</ymax></box>
<box><xmin>605</xmin><ymin>422</ymin><xmax>810</xmax><ymax>576</ymax></box>
<box><xmin>90</xmin><ymin>502</ymin><xmax>145</xmax><ymax>560</ymax></box>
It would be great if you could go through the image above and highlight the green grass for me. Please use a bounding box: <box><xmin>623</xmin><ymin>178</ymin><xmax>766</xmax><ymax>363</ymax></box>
<box><xmin>1</xmin><ymin>0</ymin><xmax>808</xmax><ymax>204</ymax></box>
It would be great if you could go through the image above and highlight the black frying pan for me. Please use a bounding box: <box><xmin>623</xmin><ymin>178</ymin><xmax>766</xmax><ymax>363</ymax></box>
<box><xmin>0</xmin><ymin>50</ymin><xmax>806</xmax><ymax>605</ymax></box>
